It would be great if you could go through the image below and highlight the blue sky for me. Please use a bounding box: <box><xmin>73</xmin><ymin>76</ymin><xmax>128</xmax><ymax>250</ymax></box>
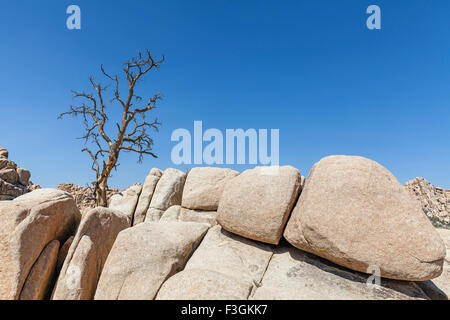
<box><xmin>1</xmin><ymin>1</ymin><xmax>449</xmax><ymax>189</ymax></box>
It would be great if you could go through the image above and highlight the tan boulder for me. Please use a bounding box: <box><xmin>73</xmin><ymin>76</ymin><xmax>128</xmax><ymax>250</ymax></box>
<box><xmin>156</xmin><ymin>225</ymin><xmax>273</xmax><ymax>300</ymax></box>
<box><xmin>251</xmin><ymin>245</ymin><xmax>429</xmax><ymax>300</ymax></box>
<box><xmin>94</xmin><ymin>221</ymin><xmax>209</xmax><ymax>300</ymax></box>
<box><xmin>144</xmin><ymin>207</ymin><xmax>164</xmax><ymax>222</ymax></box>
<box><xmin>159</xmin><ymin>205</ymin><xmax>181</xmax><ymax>222</ymax></box>
<box><xmin>179</xmin><ymin>208</ymin><xmax>217</xmax><ymax>226</ymax></box>
<box><xmin>133</xmin><ymin>168</ymin><xmax>163</xmax><ymax>225</ymax></box>
<box><xmin>217</xmin><ymin>166</ymin><xmax>302</xmax><ymax>244</ymax></box>
<box><xmin>284</xmin><ymin>155</ymin><xmax>446</xmax><ymax>281</ymax></box>
<box><xmin>149</xmin><ymin>168</ymin><xmax>186</xmax><ymax>211</ymax></box>
<box><xmin>108</xmin><ymin>184</ymin><xmax>142</xmax><ymax>222</ymax></box>
<box><xmin>17</xmin><ymin>168</ymin><xmax>30</xmax><ymax>186</ymax></box>
<box><xmin>0</xmin><ymin>189</ymin><xmax>81</xmax><ymax>299</ymax></box>
<box><xmin>0</xmin><ymin>168</ymin><xmax>18</xmax><ymax>184</ymax></box>
<box><xmin>19</xmin><ymin>240</ymin><xmax>60</xmax><ymax>300</ymax></box>
<box><xmin>52</xmin><ymin>207</ymin><xmax>130</xmax><ymax>300</ymax></box>
<box><xmin>182</xmin><ymin>167</ymin><xmax>239</xmax><ymax>210</ymax></box>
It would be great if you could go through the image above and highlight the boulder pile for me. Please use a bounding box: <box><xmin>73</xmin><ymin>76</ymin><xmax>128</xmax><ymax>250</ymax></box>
<box><xmin>405</xmin><ymin>177</ymin><xmax>450</xmax><ymax>228</ymax></box>
<box><xmin>0</xmin><ymin>155</ymin><xmax>448</xmax><ymax>300</ymax></box>
<box><xmin>0</xmin><ymin>146</ymin><xmax>37</xmax><ymax>200</ymax></box>
<box><xmin>57</xmin><ymin>183</ymin><xmax>120</xmax><ymax>215</ymax></box>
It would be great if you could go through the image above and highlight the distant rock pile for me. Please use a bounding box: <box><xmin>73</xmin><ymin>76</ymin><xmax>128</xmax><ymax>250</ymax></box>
<box><xmin>0</xmin><ymin>146</ymin><xmax>38</xmax><ymax>200</ymax></box>
<box><xmin>57</xmin><ymin>183</ymin><xmax>120</xmax><ymax>214</ymax></box>
<box><xmin>0</xmin><ymin>155</ymin><xmax>449</xmax><ymax>300</ymax></box>
<box><xmin>405</xmin><ymin>177</ymin><xmax>450</xmax><ymax>229</ymax></box>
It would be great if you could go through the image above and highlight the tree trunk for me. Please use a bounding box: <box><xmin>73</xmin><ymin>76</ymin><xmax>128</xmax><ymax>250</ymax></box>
<box><xmin>96</xmin><ymin>180</ymin><xmax>108</xmax><ymax>207</ymax></box>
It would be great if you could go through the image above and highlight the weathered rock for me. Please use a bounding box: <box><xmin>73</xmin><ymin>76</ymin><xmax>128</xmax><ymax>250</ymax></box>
<box><xmin>133</xmin><ymin>168</ymin><xmax>163</xmax><ymax>225</ymax></box>
<box><xmin>52</xmin><ymin>207</ymin><xmax>130</xmax><ymax>300</ymax></box>
<box><xmin>156</xmin><ymin>268</ymin><xmax>253</xmax><ymax>300</ymax></box>
<box><xmin>17</xmin><ymin>168</ymin><xmax>30</xmax><ymax>186</ymax></box>
<box><xmin>144</xmin><ymin>208</ymin><xmax>164</xmax><ymax>222</ymax></box>
<box><xmin>159</xmin><ymin>205</ymin><xmax>181</xmax><ymax>222</ymax></box>
<box><xmin>19</xmin><ymin>240</ymin><xmax>60</xmax><ymax>300</ymax></box>
<box><xmin>416</xmin><ymin>280</ymin><xmax>447</xmax><ymax>300</ymax></box>
<box><xmin>179</xmin><ymin>207</ymin><xmax>217</xmax><ymax>226</ymax></box>
<box><xmin>94</xmin><ymin>221</ymin><xmax>209</xmax><ymax>300</ymax></box>
<box><xmin>0</xmin><ymin>146</ymin><xmax>8</xmax><ymax>159</ymax></box>
<box><xmin>251</xmin><ymin>245</ymin><xmax>429</xmax><ymax>300</ymax></box>
<box><xmin>284</xmin><ymin>155</ymin><xmax>446</xmax><ymax>281</ymax></box>
<box><xmin>420</xmin><ymin>228</ymin><xmax>450</xmax><ymax>298</ymax></box>
<box><xmin>182</xmin><ymin>167</ymin><xmax>239</xmax><ymax>210</ymax></box>
<box><xmin>156</xmin><ymin>225</ymin><xmax>273</xmax><ymax>300</ymax></box>
<box><xmin>108</xmin><ymin>184</ymin><xmax>142</xmax><ymax>222</ymax></box>
<box><xmin>0</xmin><ymin>189</ymin><xmax>80</xmax><ymax>299</ymax></box>
<box><xmin>0</xmin><ymin>168</ymin><xmax>18</xmax><ymax>184</ymax></box>
<box><xmin>56</xmin><ymin>236</ymin><xmax>74</xmax><ymax>273</ymax></box>
<box><xmin>159</xmin><ymin>206</ymin><xmax>217</xmax><ymax>226</ymax></box>
<box><xmin>405</xmin><ymin>177</ymin><xmax>450</xmax><ymax>228</ymax></box>
<box><xmin>0</xmin><ymin>158</ymin><xmax>13</xmax><ymax>170</ymax></box>
<box><xmin>149</xmin><ymin>168</ymin><xmax>186</xmax><ymax>211</ymax></box>
<box><xmin>217</xmin><ymin>166</ymin><xmax>301</xmax><ymax>244</ymax></box>
<box><xmin>0</xmin><ymin>179</ymin><xmax>26</xmax><ymax>199</ymax></box>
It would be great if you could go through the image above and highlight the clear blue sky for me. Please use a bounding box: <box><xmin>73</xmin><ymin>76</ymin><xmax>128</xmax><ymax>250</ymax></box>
<box><xmin>1</xmin><ymin>1</ymin><xmax>449</xmax><ymax>189</ymax></box>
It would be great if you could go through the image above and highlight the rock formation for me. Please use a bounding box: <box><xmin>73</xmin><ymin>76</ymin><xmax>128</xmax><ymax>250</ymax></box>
<box><xmin>405</xmin><ymin>177</ymin><xmax>450</xmax><ymax>228</ymax></box>
<box><xmin>0</xmin><ymin>189</ymin><xmax>80</xmax><ymax>299</ymax></box>
<box><xmin>0</xmin><ymin>156</ymin><xmax>449</xmax><ymax>301</ymax></box>
<box><xmin>0</xmin><ymin>146</ymin><xmax>37</xmax><ymax>200</ymax></box>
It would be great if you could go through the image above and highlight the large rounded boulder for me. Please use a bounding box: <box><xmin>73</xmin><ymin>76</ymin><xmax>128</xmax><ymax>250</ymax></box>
<box><xmin>284</xmin><ymin>155</ymin><xmax>446</xmax><ymax>281</ymax></box>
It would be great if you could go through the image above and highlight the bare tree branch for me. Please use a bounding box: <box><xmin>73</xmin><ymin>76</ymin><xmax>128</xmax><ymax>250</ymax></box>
<box><xmin>58</xmin><ymin>49</ymin><xmax>163</xmax><ymax>206</ymax></box>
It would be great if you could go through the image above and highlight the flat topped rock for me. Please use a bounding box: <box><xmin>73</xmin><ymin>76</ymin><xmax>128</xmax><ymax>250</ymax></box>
<box><xmin>182</xmin><ymin>167</ymin><xmax>239</xmax><ymax>211</ymax></box>
<box><xmin>217</xmin><ymin>166</ymin><xmax>302</xmax><ymax>244</ymax></box>
<box><xmin>284</xmin><ymin>155</ymin><xmax>446</xmax><ymax>281</ymax></box>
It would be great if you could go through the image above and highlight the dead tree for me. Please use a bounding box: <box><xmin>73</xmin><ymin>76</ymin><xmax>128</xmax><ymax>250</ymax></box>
<box><xmin>58</xmin><ymin>49</ymin><xmax>164</xmax><ymax>207</ymax></box>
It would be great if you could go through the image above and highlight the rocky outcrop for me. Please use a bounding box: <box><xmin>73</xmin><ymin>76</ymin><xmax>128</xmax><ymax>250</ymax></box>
<box><xmin>0</xmin><ymin>189</ymin><xmax>81</xmax><ymax>299</ymax></box>
<box><xmin>0</xmin><ymin>155</ymin><xmax>448</xmax><ymax>301</ymax></box>
<box><xmin>52</xmin><ymin>207</ymin><xmax>129</xmax><ymax>300</ymax></box>
<box><xmin>284</xmin><ymin>155</ymin><xmax>446</xmax><ymax>281</ymax></box>
<box><xmin>218</xmin><ymin>166</ymin><xmax>301</xmax><ymax>245</ymax></box>
<box><xmin>57</xmin><ymin>183</ymin><xmax>119</xmax><ymax>214</ymax></box>
<box><xmin>0</xmin><ymin>146</ymin><xmax>35</xmax><ymax>200</ymax></box>
<box><xmin>94</xmin><ymin>221</ymin><xmax>209</xmax><ymax>300</ymax></box>
<box><xmin>405</xmin><ymin>177</ymin><xmax>450</xmax><ymax>228</ymax></box>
